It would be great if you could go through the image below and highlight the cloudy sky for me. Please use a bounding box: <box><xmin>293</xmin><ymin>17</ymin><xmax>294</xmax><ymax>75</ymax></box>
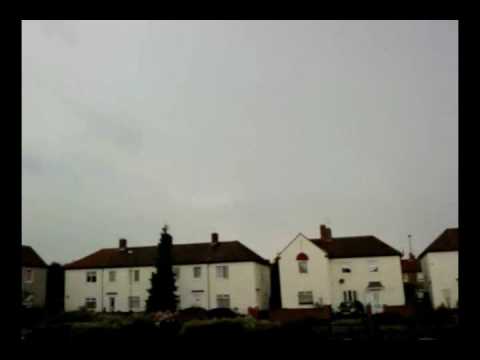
<box><xmin>22</xmin><ymin>20</ymin><xmax>458</xmax><ymax>265</ymax></box>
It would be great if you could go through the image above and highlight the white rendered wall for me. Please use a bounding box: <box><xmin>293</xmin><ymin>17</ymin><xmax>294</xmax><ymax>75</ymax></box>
<box><xmin>65</xmin><ymin>261</ymin><xmax>269</xmax><ymax>314</ymax></box>
<box><xmin>278</xmin><ymin>233</ymin><xmax>331</xmax><ymax>308</ymax></box>
<box><xmin>329</xmin><ymin>256</ymin><xmax>405</xmax><ymax>310</ymax></box>
<box><xmin>421</xmin><ymin>251</ymin><xmax>458</xmax><ymax>309</ymax></box>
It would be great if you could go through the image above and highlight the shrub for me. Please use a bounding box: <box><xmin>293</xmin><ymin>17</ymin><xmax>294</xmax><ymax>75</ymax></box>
<box><xmin>54</xmin><ymin>310</ymin><xmax>97</xmax><ymax>324</ymax></box>
<box><xmin>207</xmin><ymin>307</ymin><xmax>241</xmax><ymax>319</ymax></box>
<box><xmin>179</xmin><ymin>317</ymin><xmax>276</xmax><ymax>338</ymax></box>
<box><xmin>176</xmin><ymin>307</ymin><xmax>209</xmax><ymax>321</ymax></box>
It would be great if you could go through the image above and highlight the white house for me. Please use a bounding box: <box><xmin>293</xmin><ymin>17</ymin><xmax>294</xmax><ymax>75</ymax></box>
<box><xmin>64</xmin><ymin>233</ymin><xmax>271</xmax><ymax>314</ymax></box>
<box><xmin>277</xmin><ymin>225</ymin><xmax>405</xmax><ymax>313</ymax></box>
<box><xmin>418</xmin><ymin>228</ymin><xmax>458</xmax><ymax>309</ymax></box>
<box><xmin>22</xmin><ymin>245</ymin><xmax>48</xmax><ymax>308</ymax></box>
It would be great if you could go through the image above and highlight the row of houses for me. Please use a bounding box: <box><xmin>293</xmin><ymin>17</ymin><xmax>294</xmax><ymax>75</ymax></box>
<box><xmin>22</xmin><ymin>225</ymin><xmax>458</xmax><ymax>314</ymax></box>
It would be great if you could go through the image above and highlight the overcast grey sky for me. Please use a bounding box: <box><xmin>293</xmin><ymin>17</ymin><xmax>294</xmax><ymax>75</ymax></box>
<box><xmin>22</xmin><ymin>20</ymin><xmax>458</xmax><ymax>265</ymax></box>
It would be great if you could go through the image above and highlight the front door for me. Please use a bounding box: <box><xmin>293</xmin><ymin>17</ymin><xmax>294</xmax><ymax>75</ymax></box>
<box><xmin>367</xmin><ymin>290</ymin><xmax>383</xmax><ymax>314</ymax></box>
<box><xmin>109</xmin><ymin>296</ymin><xmax>116</xmax><ymax>312</ymax></box>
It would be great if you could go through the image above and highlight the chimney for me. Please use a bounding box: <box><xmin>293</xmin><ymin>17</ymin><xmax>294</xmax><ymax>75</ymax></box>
<box><xmin>119</xmin><ymin>238</ymin><xmax>127</xmax><ymax>250</ymax></box>
<box><xmin>211</xmin><ymin>232</ymin><xmax>219</xmax><ymax>245</ymax></box>
<box><xmin>320</xmin><ymin>225</ymin><xmax>332</xmax><ymax>242</ymax></box>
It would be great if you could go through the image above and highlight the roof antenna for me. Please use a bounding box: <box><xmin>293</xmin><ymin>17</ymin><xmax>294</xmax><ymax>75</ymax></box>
<box><xmin>408</xmin><ymin>234</ymin><xmax>413</xmax><ymax>257</ymax></box>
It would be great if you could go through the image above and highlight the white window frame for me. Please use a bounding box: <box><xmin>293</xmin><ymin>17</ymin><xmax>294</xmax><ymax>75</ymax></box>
<box><xmin>86</xmin><ymin>271</ymin><xmax>97</xmax><ymax>283</ymax></box>
<box><xmin>298</xmin><ymin>291</ymin><xmax>314</xmax><ymax>305</ymax></box>
<box><xmin>193</xmin><ymin>266</ymin><xmax>202</xmax><ymax>278</ymax></box>
<box><xmin>216</xmin><ymin>294</ymin><xmax>231</xmax><ymax>308</ymax></box>
<box><xmin>216</xmin><ymin>265</ymin><xmax>229</xmax><ymax>279</ymax></box>
<box><xmin>24</xmin><ymin>268</ymin><xmax>33</xmax><ymax>283</ymax></box>
<box><xmin>298</xmin><ymin>260</ymin><xmax>308</xmax><ymax>274</ymax></box>
<box><xmin>129</xmin><ymin>296</ymin><xmax>140</xmax><ymax>310</ymax></box>
<box><xmin>109</xmin><ymin>270</ymin><xmax>116</xmax><ymax>282</ymax></box>
<box><xmin>343</xmin><ymin>290</ymin><xmax>357</xmax><ymax>303</ymax></box>
<box><xmin>85</xmin><ymin>297</ymin><xmax>97</xmax><ymax>310</ymax></box>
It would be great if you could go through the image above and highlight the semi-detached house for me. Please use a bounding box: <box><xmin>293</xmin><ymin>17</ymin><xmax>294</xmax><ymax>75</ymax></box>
<box><xmin>277</xmin><ymin>225</ymin><xmax>405</xmax><ymax>313</ymax></box>
<box><xmin>22</xmin><ymin>245</ymin><xmax>48</xmax><ymax>308</ymax></box>
<box><xmin>64</xmin><ymin>233</ymin><xmax>271</xmax><ymax>314</ymax></box>
<box><xmin>418</xmin><ymin>228</ymin><xmax>458</xmax><ymax>309</ymax></box>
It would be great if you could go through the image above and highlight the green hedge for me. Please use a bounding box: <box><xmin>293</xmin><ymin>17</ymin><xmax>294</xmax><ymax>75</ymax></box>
<box><xmin>179</xmin><ymin>317</ymin><xmax>278</xmax><ymax>338</ymax></box>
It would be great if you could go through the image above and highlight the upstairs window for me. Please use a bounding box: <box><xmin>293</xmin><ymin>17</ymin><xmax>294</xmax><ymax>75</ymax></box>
<box><xmin>86</xmin><ymin>271</ymin><xmax>97</xmax><ymax>283</ymax></box>
<box><xmin>193</xmin><ymin>266</ymin><xmax>202</xmax><ymax>278</ymax></box>
<box><xmin>296</xmin><ymin>253</ymin><xmax>309</xmax><ymax>274</ymax></box>
<box><xmin>24</xmin><ymin>268</ymin><xmax>33</xmax><ymax>283</ymax></box>
<box><xmin>109</xmin><ymin>270</ymin><xmax>116</xmax><ymax>282</ymax></box>
<box><xmin>341</xmin><ymin>267</ymin><xmax>351</xmax><ymax>273</ymax></box>
<box><xmin>369</xmin><ymin>264</ymin><xmax>379</xmax><ymax>272</ymax></box>
<box><xmin>173</xmin><ymin>267</ymin><xmax>180</xmax><ymax>279</ymax></box>
<box><xmin>216</xmin><ymin>265</ymin><xmax>229</xmax><ymax>279</ymax></box>
<box><xmin>298</xmin><ymin>261</ymin><xmax>308</xmax><ymax>273</ymax></box>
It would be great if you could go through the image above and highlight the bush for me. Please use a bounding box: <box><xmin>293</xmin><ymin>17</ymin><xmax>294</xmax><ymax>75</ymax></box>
<box><xmin>180</xmin><ymin>317</ymin><xmax>277</xmax><ymax>338</ymax></box>
<box><xmin>207</xmin><ymin>307</ymin><xmax>241</xmax><ymax>319</ymax></box>
<box><xmin>53</xmin><ymin>310</ymin><xmax>97</xmax><ymax>324</ymax></box>
<box><xmin>372</xmin><ymin>312</ymin><xmax>406</xmax><ymax>326</ymax></box>
<box><xmin>176</xmin><ymin>307</ymin><xmax>209</xmax><ymax>321</ymax></box>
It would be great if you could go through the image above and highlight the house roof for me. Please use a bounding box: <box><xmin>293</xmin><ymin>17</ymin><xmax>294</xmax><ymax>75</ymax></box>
<box><xmin>401</xmin><ymin>258</ymin><xmax>422</xmax><ymax>273</ymax></box>
<box><xmin>418</xmin><ymin>228</ymin><xmax>458</xmax><ymax>259</ymax></box>
<box><xmin>64</xmin><ymin>241</ymin><xmax>270</xmax><ymax>269</ymax></box>
<box><xmin>310</xmin><ymin>236</ymin><xmax>402</xmax><ymax>259</ymax></box>
<box><xmin>22</xmin><ymin>245</ymin><xmax>48</xmax><ymax>268</ymax></box>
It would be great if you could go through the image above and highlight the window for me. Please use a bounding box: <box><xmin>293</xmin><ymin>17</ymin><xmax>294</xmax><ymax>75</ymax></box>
<box><xmin>173</xmin><ymin>267</ymin><xmax>180</xmax><ymax>279</ymax></box>
<box><xmin>216</xmin><ymin>294</ymin><xmax>231</xmax><ymax>308</ymax></box>
<box><xmin>343</xmin><ymin>290</ymin><xmax>357</xmax><ymax>303</ymax></box>
<box><xmin>341</xmin><ymin>267</ymin><xmax>351</xmax><ymax>273</ymax></box>
<box><xmin>298</xmin><ymin>291</ymin><xmax>314</xmax><ymax>305</ymax></box>
<box><xmin>298</xmin><ymin>260</ymin><xmax>308</xmax><ymax>274</ymax></box>
<box><xmin>129</xmin><ymin>296</ymin><xmax>140</xmax><ymax>310</ymax></box>
<box><xmin>24</xmin><ymin>268</ymin><xmax>33</xmax><ymax>283</ymax></box>
<box><xmin>85</xmin><ymin>297</ymin><xmax>96</xmax><ymax>310</ymax></box>
<box><xmin>216</xmin><ymin>265</ymin><xmax>229</xmax><ymax>279</ymax></box>
<box><xmin>86</xmin><ymin>271</ymin><xmax>97</xmax><ymax>283</ymax></box>
<box><xmin>129</xmin><ymin>269</ymin><xmax>140</xmax><ymax>283</ymax></box>
<box><xmin>109</xmin><ymin>270</ymin><xmax>116</xmax><ymax>282</ymax></box>
<box><xmin>193</xmin><ymin>266</ymin><xmax>202</xmax><ymax>278</ymax></box>
<box><xmin>296</xmin><ymin>253</ymin><xmax>309</xmax><ymax>273</ymax></box>
<box><xmin>369</xmin><ymin>264</ymin><xmax>379</xmax><ymax>272</ymax></box>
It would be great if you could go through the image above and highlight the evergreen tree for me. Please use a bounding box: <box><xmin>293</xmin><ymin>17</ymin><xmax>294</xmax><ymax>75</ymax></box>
<box><xmin>146</xmin><ymin>225</ymin><xmax>179</xmax><ymax>312</ymax></box>
<box><xmin>269</xmin><ymin>257</ymin><xmax>282</xmax><ymax>310</ymax></box>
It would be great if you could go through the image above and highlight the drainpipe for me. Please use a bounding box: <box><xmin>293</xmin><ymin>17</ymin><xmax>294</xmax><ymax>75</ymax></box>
<box><xmin>101</xmin><ymin>269</ymin><xmax>104</xmax><ymax>312</ymax></box>
<box><xmin>207</xmin><ymin>263</ymin><xmax>210</xmax><ymax>309</ymax></box>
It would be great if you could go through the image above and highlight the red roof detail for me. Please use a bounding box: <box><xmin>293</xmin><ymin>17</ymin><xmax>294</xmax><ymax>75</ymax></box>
<box><xmin>296</xmin><ymin>252</ymin><xmax>309</xmax><ymax>261</ymax></box>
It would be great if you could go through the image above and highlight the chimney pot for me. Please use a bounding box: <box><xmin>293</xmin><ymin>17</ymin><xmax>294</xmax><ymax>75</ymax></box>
<box><xmin>320</xmin><ymin>225</ymin><xmax>332</xmax><ymax>242</ymax></box>
<box><xmin>211</xmin><ymin>233</ymin><xmax>219</xmax><ymax>244</ymax></box>
<box><xmin>119</xmin><ymin>238</ymin><xmax>127</xmax><ymax>250</ymax></box>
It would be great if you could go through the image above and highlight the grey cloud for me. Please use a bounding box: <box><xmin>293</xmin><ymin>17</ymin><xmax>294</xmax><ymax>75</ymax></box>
<box><xmin>22</xmin><ymin>20</ymin><xmax>457</xmax><ymax>265</ymax></box>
